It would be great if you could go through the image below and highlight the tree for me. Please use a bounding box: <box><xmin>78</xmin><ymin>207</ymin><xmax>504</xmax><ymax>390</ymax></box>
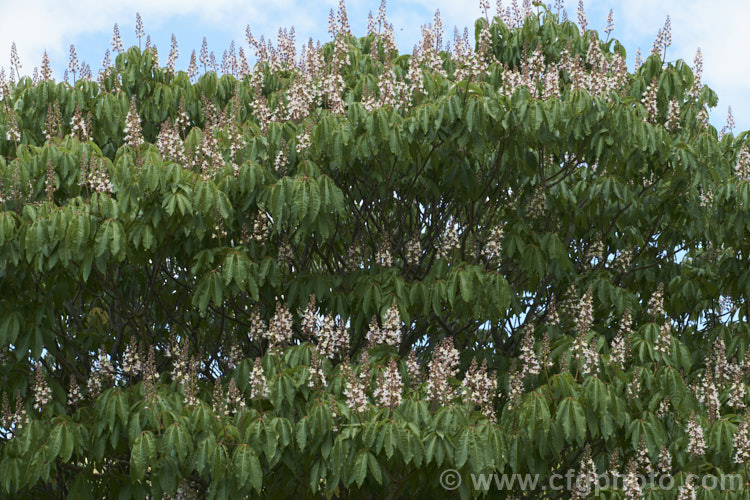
<box><xmin>1</xmin><ymin>2</ymin><xmax>750</xmax><ymax>498</ymax></box>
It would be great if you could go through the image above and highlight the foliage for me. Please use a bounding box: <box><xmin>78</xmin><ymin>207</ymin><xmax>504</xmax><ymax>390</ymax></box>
<box><xmin>1</xmin><ymin>2</ymin><xmax>750</xmax><ymax>498</ymax></box>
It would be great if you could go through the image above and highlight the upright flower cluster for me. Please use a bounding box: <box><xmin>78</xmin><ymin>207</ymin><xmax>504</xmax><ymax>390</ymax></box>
<box><xmin>519</xmin><ymin>325</ymin><xmax>540</xmax><ymax>377</ymax></box>
<box><xmin>460</xmin><ymin>358</ymin><xmax>497</xmax><ymax>420</ymax></box>
<box><xmin>156</xmin><ymin>120</ymin><xmax>187</xmax><ymax>164</ymax></box>
<box><xmin>572</xmin><ymin>288</ymin><xmax>598</xmax><ymax>375</ymax></box>
<box><xmin>212</xmin><ymin>378</ymin><xmax>228</xmax><ymax>418</ymax></box>
<box><xmin>266</xmin><ymin>301</ymin><xmax>293</xmax><ymax>351</ymax></box>
<box><xmin>181</xmin><ymin>360</ymin><xmax>200</xmax><ymax>407</ymax></box>
<box><xmin>366</xmin><ymin>301</ymin><xmax>401</xmax><ymax>347</ymax></box>
<box><xmin>373</xmin><ymin>360</ymin><xmax>402</xmax><ymax>408</ymax></box>
<box><xmin>677</xmin><ymin>476</ymin><xmax>696</xmax><ymax>500</ymax></box>
<box><xmin>728</xmin><ymin>366</ymin><xmax>746</xmax><ymax>409</ymax></box>
<box><xmin>426</xmin><ymin>338</ymin><xmax>460</xmax><ymax>406</ymax></box>
<box><xmin>301</xmin><ymin>295</ymin><xmax>318</xmax><ymax>337</ymax></box>
<box><xmin>79</xmin><ymin>156</ymin><xmax>113</xmax><ymax>194</ymax></box>
<box><xmin>31</xmin><ymin>362</ymin><xmax>51</xmax><ymax>411</ymax></box>
<box><xmin>635</xmin><ymin>435</ymin><xmax>651</xmax><ymax>472</ymax></box>
<box><xmin>171</xmin><ymin>340</ymin><xmax>194</xmax><ymax>395</ymax></box>
<box><xmin>405</xmin><ymin>349</ymin><xmax>422</xmax><ymax>384</ymax></box>
<box><xmin>506</xmin><ymin>365</ymin><xmax>524</xmax><ymax>410</ymax></box>
<box><xmin>111</xmin><ymin>23</ymin><xmax>124</xmax><ymax>53</ymax></box>
<box><xmin>381</xmin><ymin>301</ymin><xmax>401</xmax><ymax>346</ymax></box>
<box><xmin>655</xmin><ymin>322</ymin><xmax>672</xmax><ymax>355</ymax></box>
<box><xmin>226</xmin><ymin>342</ymin><xmax>242</xmax><ymax>370</ymax></box>
<box><xmin>166</xmin><ymin>34</ymin><xmax>179</xmax><ymax>73</ymax></box>
<box><xmin>437</xmin><ymin>217</ymin><xmax>460</xmax><ymax>259</ymax></box>
<box><xmin>665</xmin><ymin>99</ymin><xmax>681</xmax><ymax>132</ymax></box>
<box><xmin>67</xmin><ymin>376</ymin><xmax>82</xmax><ymax>406</ymax></box>
<box><xmin>647</xmin><ymin>283</ymin><xmax>665</xmax><ymax>320</ymax></box>
<box><xmin>657</xmin><ymin>445</ymin><xmax>672</xmax><ymax>474</ymax></box>
<box><xmin>375</xmin><ymin>237</ymin><xmax>393</xmax><ymax>267</ymax></box>
<box><xmin>641</xmin><ymin>78</ymin><xmax>659</xmax><ymax>123</ymax></box>
<box><xmin>88</xmin><ymin>348</ymin><xmax>115</xmax><ymax>399</ymax></box>
<box><xmin>736</xmin><ymin>145</ymin><xmax>750</xmax><ymax>182</ymax></box>
<box><xmin>405</xmin><ymin>235</ymin><xmax>421</xmax><ymax>266</ymax></box>
<box><xmin>69</xmin><ymin>105</ymin><xmax>91</xmax><ymax>141</ymax></box>
<box><xmin>610</xmin><ymin>309</ymin><xmax>631</xmax><ymax>369</ymax></box>
<box><xmin>249</xmin><ymin>358</ymin><xmax>268</xmax><ymax>399</ymax></box>
<box><xmin>307</xmin><ymin>350</ymin><xmax>326</xmax><ymax>388</ymax></box>
<box><xmin>4</xmin><ymin>107</ymin><xmax>20</xmax><ymax>143</ymax></box>
<box><xmin>688</xmin><ymin>48</ymin><xmax>703</xmax><ymax>101</ymax></box>
<box><xmin>342</xmin><ymin>362</ymin><xmax>368</xmax><ymax>414</ymax></box>
<box><xmin>622</xmin><ymin>460</ymin><xmax>641</xmax><ymax>499</ymax></box>
<box><xmin>9</xmin><ymin>42</ymin><xmax>21</xmax><ymax>81</ymax></box>
<box><xmin>481</xmin><ymin>224</ymin><xmax>504</xmax><ymax>262</ymax></box>
<box><xmin>686</xmin><ymin>414</ymin><xmax>706</xmax><ymax>456</ymax></box>
<box><xmin>316</xmin><ymin>316</ymin><xmax>349</xmax><ymax>359</ymax></box>
<box><xmin>1</xmin><ymin>391</ymin><xmax>27</xmax><ymax>432</ymax></box>
<box><xmin>574</xmin><ymin>288</ymin><xmax>594</xmax><ymax>336</ymax></box>
<box><xmin>574</xmin><ymin>445</ymin><xmax>597</xmax><ymax>497</ymax></box>
<box><xmin>694</xmin><ymin>370</ymin><xmax>720</xmax><ymax>421</ymax></box>
<box><xmin>123</xmin><ymin>99</ymin><xmax>143</xmax><ymax>149</ymax></box>
<box><xmin>733</xmin><ymin>411</ymin><xmax>750</xmax><ymax>463</ymax></box>
<box><xmin>225</xmin><ymin>378</ymin><xmax>245</xmax><ymax>415</ymax></box>
<box><xmin>451</xmin><ymin>25</ymin><xmax>488</xmax><ymax>83</ymax></box>
<box><xmin>122</xmin><ymin>343</ymin><xmax>142</xmax><ymax>377</ymax></box>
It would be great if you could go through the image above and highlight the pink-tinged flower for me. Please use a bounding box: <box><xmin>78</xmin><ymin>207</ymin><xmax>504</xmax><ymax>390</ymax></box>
<box><xmin>733</xmin><ymin>411</ymin><xmax>750</xmax><ymax>463</ymax></box>
<box><xmin>665</xmin><ymin>99</ymin><xmax>681</xmax><ymax>132</ymax></box>
<box><xmin>657</xmin><ymin>445</ymin><xmax>671</xmax><ymax>474</ymax></box>
<box><xmin>641</xmin><ymin>78</ymin><xmax>659</xmax><ymax>124</ymax></box>
<box><xmin>342</xmin><ymin>362</ymin><xmax>368</xmax><ymax>414</ymax></box>
<box><xmin>519</xmin><ymin>325</ymin><xmax>540</xmax><ymax>377</ymax></box>
<box><xmin>67</xmin><ymin>375</ymin><xmax>82</xmax><ymax>406</ymax></box>
<box><xmin>374</xmin><ymin>359</ymin><xmax>402</xmax><ymax>408</ymax></box>
<box><xmin>266</xmin><ymin>301</ymin><xmax>293</xmax><ymax>350</ymax></box>
<box><xmin>249</xmin><ymin>358</ymin><xmax>268</xmax><ymax>399</ymax></box>
<box><xmin>686</xmin><ymin>414</ymin><xmax>706</xmax><ymax>456</ymax></box>
<box><xmin>610</xmin><ymin>309</ymin><xmax>631</xmax><ymax>369</ymax></box>
<box><xmin>111</xmin><ymin>24</ymin><xmax>124</xmax><ymax>54</ymax></box>
<box><xmin>736</xmin><ymin>146</ymin><xmax>750</xmax><ymax>182</ymax></box>
<box><xmin>32</xmin><ymin>362</ymin><xmax>52</xmax><ymax>411</ymax></box>
<box><xmin>123</xmin><ymin>99</ymin><xmax>143</xmax><ymax>149</ymax></box>
<box><xmin>461</xmin><ymin>358</ymin><xmax>497</xmax><ymax>420</ymax></box>
<box><xmin>426</xmin><ymin>338</ymin><xmax>459</xmax><ymax>406</ymax></box>
<box><xmin>622</xmin><ymin>459</ymin><xmax>641</xmax><ymax>499</ymax></box>
<box><xmin>655</xmin><ymin>322</ymin><xmax>672</xmax><ymax>356</ymax></box>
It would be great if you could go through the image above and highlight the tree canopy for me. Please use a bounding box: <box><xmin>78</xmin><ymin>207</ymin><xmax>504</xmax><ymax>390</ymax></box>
<box><xmin>1</xmin><ymin>2</ymin><xmax>750</xmax><ymax>498</ymax></box>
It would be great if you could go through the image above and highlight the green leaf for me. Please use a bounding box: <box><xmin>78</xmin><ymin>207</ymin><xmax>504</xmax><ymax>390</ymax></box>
<box><xmin>194</xmin><ymin>436</ymin><xmax>216</xmax><ymax>475</ymax></box>
<box><xmin>353</xmin><ymin>449</ymin><xmax>369</xmax><ymax>487</ymax></box>
<box><xmin>555</xmin><ymin>397</ymin><xmax>586</xmax><ymax>443</ymax></box>
<box><xmin>382</xmin><ymin>421</ymin><xmax>397</xmax><ymax>460</ymax></box>
<box><xmin>131</xmin><ymin>432</ymin><xmax>156</xmax><ymax>481</ymax></box>
<box><xmin>233</xmin><ymin>444</ymin><xmax>262</xmax><ymax>492</ymax></box>
<box><xmin>296</xmin><ymin>418</ymin><xmax>308</xmax><ymax>451</ymax></box>
<box><xmin>367</xmin><ymin>451</ymin><xmax>382</xmax><ymax>485</ymax></box>
<box><xmin>65</xmin><ymin>215</ymin><xmax>90</xmax><ymax>255</ymax></box>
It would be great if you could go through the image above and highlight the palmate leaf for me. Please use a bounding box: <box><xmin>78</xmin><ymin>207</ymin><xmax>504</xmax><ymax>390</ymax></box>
<box><xmin>519</xmin><ymin>392</ymin><xmax>551</xmax><ymax>440</ymax></box>
<box><xmin>555</xmin><ymin>397</ymin><xmax>586</xmax><ymax>444</ymax></box>
<box><xmin>352</xmin><ymin>449</ymin><xmax>369</xmax><ymax>487</ymax></box>
<box><xmin>454</xmin><ymin>426</ymin><xmax>486</xmax><ymax>472</ymax></box>
<box><xmin>64</xmin><ymin>213</ymin><xmax>91</xmax><ymax>255</ymax></box>
<box><xmin>130</xmin><ymin>432</ymin><xmax>156</xmax><ymax>481</ymax></box>
<box><xmin>232</xmin><ymin>444</ymin><xmax>262</xmax><ymax>492</ymax></box>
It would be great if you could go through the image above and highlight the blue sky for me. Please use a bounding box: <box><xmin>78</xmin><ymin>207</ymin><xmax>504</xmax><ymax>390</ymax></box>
<box><xmin>0</xmin><ymin>0</ymin><xmax>746</xmax><ymax>131</ymax></box>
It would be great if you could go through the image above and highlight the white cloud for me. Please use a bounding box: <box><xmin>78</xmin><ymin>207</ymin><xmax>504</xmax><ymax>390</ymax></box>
<box><xmin>1</xmin><ymin>0</ymin><xmax>747</xmax><ymax>129</ymax></box>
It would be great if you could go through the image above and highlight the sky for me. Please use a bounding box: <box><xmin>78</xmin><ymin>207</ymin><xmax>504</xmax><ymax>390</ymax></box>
<box><xmin>0</xmin><ymin>0</ymin><xmax>746</xmax><ymax>131</ymax></box>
